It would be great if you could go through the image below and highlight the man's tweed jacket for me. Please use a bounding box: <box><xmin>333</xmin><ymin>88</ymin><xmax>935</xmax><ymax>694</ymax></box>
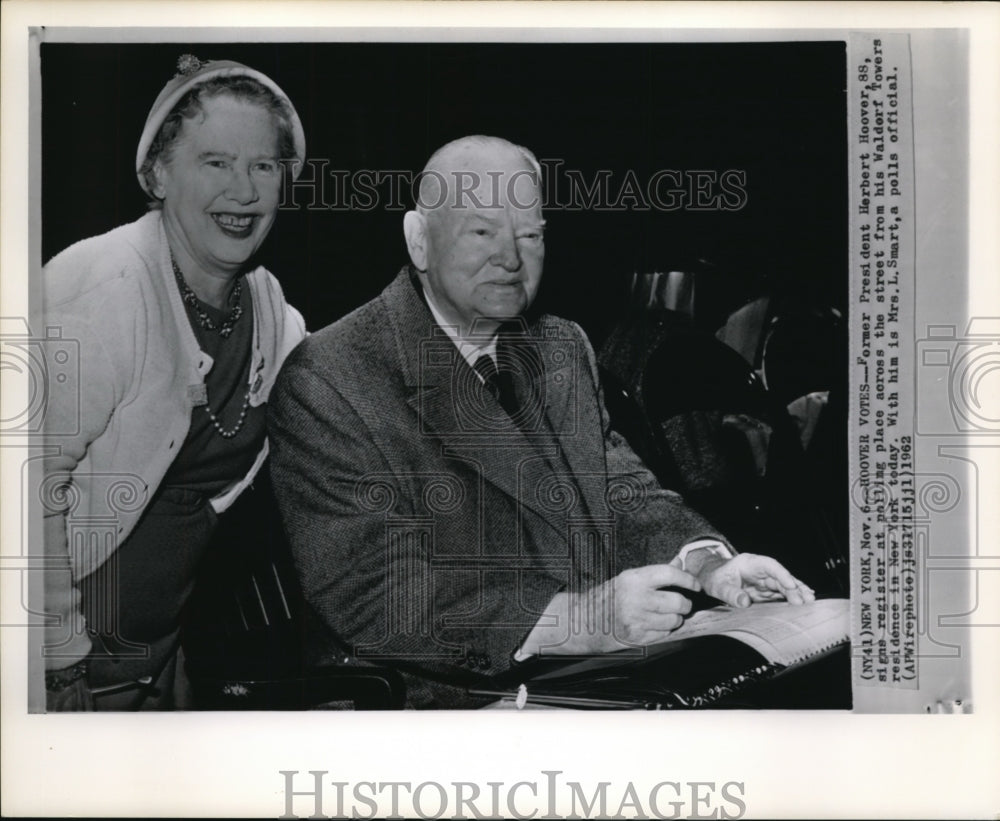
<box><xmin>268</xmin><ymin>269</ymin><xmax>722</xmax><ymax>707</ymax></box>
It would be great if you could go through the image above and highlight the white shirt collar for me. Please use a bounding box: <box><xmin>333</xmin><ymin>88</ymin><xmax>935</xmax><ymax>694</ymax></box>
<box><xmin>424</xmin><ymin>289</ymin><xmax>498</xmax><ymax>372</ymax></box>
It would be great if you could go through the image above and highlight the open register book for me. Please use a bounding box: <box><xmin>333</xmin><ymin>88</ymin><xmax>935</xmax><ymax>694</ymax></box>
<box><xmin>473</xmin><ymin>598</ymin><xmax>850</xmax><ymax>709</ymax></box>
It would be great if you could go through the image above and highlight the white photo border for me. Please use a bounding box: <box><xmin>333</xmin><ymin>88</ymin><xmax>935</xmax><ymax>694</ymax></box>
<box><xmin>2</xmin><ymin>2</ymin><xmax>998</xmax><ymax>818</ymax></box>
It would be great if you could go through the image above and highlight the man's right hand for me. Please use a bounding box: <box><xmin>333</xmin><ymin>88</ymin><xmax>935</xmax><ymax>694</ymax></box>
<box><xmin>518</xmin><ymin>564</ymin><xmax>701</xmax><ymax>657</ymax></box>
<box><xmin>598</xmin><ymin>564</ymin><xmax>702</xmax><ymax>649</ymax></box>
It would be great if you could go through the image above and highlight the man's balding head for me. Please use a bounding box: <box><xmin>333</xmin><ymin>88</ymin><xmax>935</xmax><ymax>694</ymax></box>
<box><xmin>404</xmin><ymin>136</ymin><xmax>546</xmax><ymax>336</ymax></box>
<box><xmin>414</xmin><ymin>136</ymin><xmax>542</xmax><ymax>217</ymax></box>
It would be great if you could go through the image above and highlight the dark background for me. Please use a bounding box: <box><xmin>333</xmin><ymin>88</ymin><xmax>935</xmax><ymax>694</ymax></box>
<box><xmin>41</xmin><ymin>41</ymin><xmax>847</xmax><ymax>344</ymax></box>
<box><xmin>41</xmin><ymin>42</ymin><xmax>851</xmax><ymax>703</ymax></box>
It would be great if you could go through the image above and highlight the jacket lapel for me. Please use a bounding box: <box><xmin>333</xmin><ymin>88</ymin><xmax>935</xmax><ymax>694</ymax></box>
<box><xmin>384</xmin><ymin>270</ymin><xmax>568</xmax><ymax>536</ymax></box>
<box><xmin>403</xmin><ymin>339</ymin><xmax>570</xmax><ymax>536</ymax></box>
<box><xmin>530</xmin><ymin>317</ymin><xmax>607</xmax><ymax>521</ymax></box>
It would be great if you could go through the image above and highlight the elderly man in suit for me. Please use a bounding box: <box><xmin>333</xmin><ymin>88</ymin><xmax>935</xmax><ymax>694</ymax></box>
<box><xmin>268</xmin><ymin>135</ymin><xmax>813</xmax><ymax>708</ymax></box>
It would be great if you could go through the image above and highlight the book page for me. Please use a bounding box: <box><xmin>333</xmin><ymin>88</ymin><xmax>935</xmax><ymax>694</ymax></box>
<box><xmin>661</xmin><ymin>598</ymin><xmax>850</xmax><ymax>666</ymax></box>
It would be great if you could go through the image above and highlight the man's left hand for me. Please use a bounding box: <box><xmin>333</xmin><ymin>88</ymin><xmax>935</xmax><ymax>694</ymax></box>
<box><xmin>698</xmin><ymin>553</ymin><xmax>815</xmax><ymax>608</ymax></box>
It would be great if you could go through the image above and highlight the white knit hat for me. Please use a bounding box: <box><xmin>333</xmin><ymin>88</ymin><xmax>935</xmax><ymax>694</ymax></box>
<box><xmin>135</xmin><ymin>54</ymin><xmax>306</xmax><ymax>195</ymax></box>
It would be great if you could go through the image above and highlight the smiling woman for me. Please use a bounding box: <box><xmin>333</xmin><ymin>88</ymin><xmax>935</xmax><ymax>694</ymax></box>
<box><xmin>39</xmin><ymin>57</ymin><xmax>308</xmax><ymax>711</ymax></box>
<box><xmin>153</xmin><ymin>96</ymin><xmax>284</xmax><ymax>305</ymax></box>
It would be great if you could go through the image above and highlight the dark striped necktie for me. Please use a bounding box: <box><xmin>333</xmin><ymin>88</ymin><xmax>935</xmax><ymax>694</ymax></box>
<box><xmin>473</xmin><ymin>354</ymin><xmax>520</xmax><ymax>418</ymax></box>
